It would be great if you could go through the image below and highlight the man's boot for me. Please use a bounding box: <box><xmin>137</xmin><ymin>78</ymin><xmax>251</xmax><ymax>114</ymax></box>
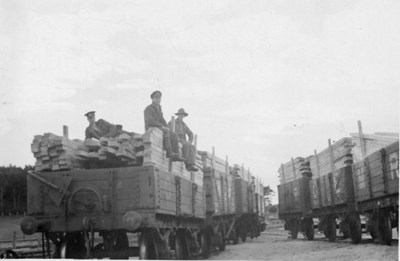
<box><xmin>186</xmin><ymin>164</ymin><xmax>198</xmax><ymax>172</ymax></box>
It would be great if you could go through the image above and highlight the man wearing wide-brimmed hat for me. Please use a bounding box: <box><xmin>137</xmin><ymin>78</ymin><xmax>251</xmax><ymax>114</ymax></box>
<box><xmin>169</xmin><ymin>108</ymin><xmax>198</xmax><ymax>171</ymax></box>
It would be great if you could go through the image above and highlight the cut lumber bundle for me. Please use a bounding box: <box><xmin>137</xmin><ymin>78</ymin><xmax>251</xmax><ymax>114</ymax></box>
<box><xmin>350</xmin><ymin>132</ymin><xmax>399</xmax><ymax>162</ymax></box>
<box><xmin>199</xmin><ymin>149</ymin><xmax>235</xmax><ymax>215</ymax></box>
<box><xmin>231</xmin><ymin>164</ymin><xmax>252</xmax><ymax>181</ymax></box>
<box><xmin>73</xmin><ymin>133</ymin><xmax>144</xmax><ymax>167</ymax></box>
<box><xmin>279</xmin><ymin>131</ymin><xmax>399</xmax><ymax>184</ymax></box>
<box><xmin>31</xmin><ymin>132</ymin><xmax>144</xmax><ymax>171</ymax></box>
<box><xmin>278</xmin><ymin>157</ymin><xmax>306</xmax><ymax>184</ymax></box>
<box><xmin>309</xmin><ymin>137</ymin><xmax>353</xmax><ymax>179</ymax></box>
<box><xmin>31</xmin><ymin>127</ymin><xmax>204</xmax><ymax>185</ymax></box>
<box><xmin>31</xmin><ymin>133</ymin><xmax>86</xmax><ymax>171</ymax></box>
<box><xmin>141</xmin><ymin>128</ymin><xmax>203</xmax><ymax>185</ymax></box>
<box><xmin>198</xmin><ymin>151</ymin><xmax>228</xmax><ymax>174</ymax></box>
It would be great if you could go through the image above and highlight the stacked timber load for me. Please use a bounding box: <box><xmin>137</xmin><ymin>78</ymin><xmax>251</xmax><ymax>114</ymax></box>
<box><xmin>232</xmin><ymin>164</ymin><xmax>252</xmax><ymax>214</ymax></box>
<box><xmin>199</xmin><ymin>150</ymin><xmax>231</xmax><ymax>215</ymax></box>
<box><xmin>76</xmin><ymin>133</ymin><xmax>144</xmax><ymax>166</ymax></box>
<box><xmin>31</xmin><ymin>132</ymin><xmax>144</xmax><ymax>171</ymax></box>
<box><xmin>278</xmin><ymin>157</ymin><xmax>306</xmax><ymax>184</ymax></box>
<box><xmin>31</xmin><ymin>133</ymin><xmax>86</xmax><ymax>171</ymax></box>
<box><xmin>309</xmin><ymin>137</ymin><xmax>353</xmax><ymax>179</ymax></box>
<box><xmin>255</xmin><ymin>177</ymin><xmax>265</xmax><ymax>216</ymax></box>
<box><xmin>350</xmin><ymin>132</ymin><xmax>399</xmax><ymax>163</ymax></box>
<box><xmin>142</xmin><ymin>127</ymin><xmax>203</xmax><ymax>186</ymax></box>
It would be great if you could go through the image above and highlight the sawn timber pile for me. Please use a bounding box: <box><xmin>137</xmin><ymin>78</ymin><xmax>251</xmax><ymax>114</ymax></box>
<box><xmin>31</xmin><ymin>127</ymin><xmax>203</xmax><ymax>186</ymax></box>
<box><xmin>278</xmin><ymin>132</ymin><xmax>399</xmax><ymax>184</ymax></box>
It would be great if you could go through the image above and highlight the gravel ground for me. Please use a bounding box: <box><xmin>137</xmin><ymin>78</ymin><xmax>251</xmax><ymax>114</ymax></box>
<box><xmin>209</xmin><ymin>226</ymin><xmax>398</xmax><ymax>261</ymax></box>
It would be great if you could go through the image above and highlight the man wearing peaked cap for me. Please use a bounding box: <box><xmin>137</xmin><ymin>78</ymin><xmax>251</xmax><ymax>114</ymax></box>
<box><xmin>84</xmin><ymin>111</ymin><xmax>124</xmax><ymax>140</ymax></box>
<box><xmin>169</xmin><ymin>108</ymin><xmax>198</xmax><ymax>171</ymax></box>
<box><xmin>144</xmin><ymin>91</ymin><xmax>185</xmax><ymax>162</ymax></box>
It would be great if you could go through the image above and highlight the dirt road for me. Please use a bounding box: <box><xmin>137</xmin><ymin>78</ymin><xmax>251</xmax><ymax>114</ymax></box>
<box><xmin>209</xmin><ymin>226</ymin><xmax>398</xmax><ymax>261</ymax></box>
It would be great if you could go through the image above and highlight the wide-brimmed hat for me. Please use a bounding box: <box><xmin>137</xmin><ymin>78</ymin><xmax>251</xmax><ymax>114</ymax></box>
<box><xmin>175</xmin><ymin>108</ymin><xmax>188</xmax><ymax>117</ymax></box>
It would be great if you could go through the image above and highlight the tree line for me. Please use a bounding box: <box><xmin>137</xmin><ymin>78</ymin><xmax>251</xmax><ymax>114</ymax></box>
<box><xmin>0</xmin><ymin>165</ymin><xmax>32</xmax><ymax>214</ymax></box>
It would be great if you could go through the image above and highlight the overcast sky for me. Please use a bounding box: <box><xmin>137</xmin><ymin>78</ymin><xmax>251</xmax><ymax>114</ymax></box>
<box><xmin>1</xmin><ymin>0</ymin><xmax>399</xmax><ymax>203</ymax></box>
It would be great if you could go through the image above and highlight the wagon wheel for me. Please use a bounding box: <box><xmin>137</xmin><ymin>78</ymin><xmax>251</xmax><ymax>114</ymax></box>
<box><xmin>240</xmin><ymin>224</ymin><xmax>247</xmax><ymax>242</ymax></box>
<box><xmin>218</xmin><ymin>225</ymin><xmax>226</xmax><ymax>251</ymax></box>
<box><xmin>290</xmin><ymin>219</ymin><xmax>299</xmax><ymax>239</ymax></box>
<box><xmin>175</xmin><ymin>230</ymin><xmax>189</xmax><ymax>260</ymax></box>
<box><xmin>377</xmin><ymin>212</ymin><xmax>392</xmax><ymax>246</ymax></box>
<box><xmin>0</xmin><ymin>249</ymin><xmax>18</xmax><ymax>259</ymax></box>
<box><xmin>249</xmin><ymin>222</ymin><xmax>255</xmax><ymax>239</ymax></box>
<box><xmin>348</xmin><ymin>214</ymin><xmax>362</xmax><ymax>244</ymax></box>
<box><xmin>304</xmin><ymin>218</ymin><xmax>314</xmax><ymax>240</ymax></box>
<box><xmin>139</xmin><ymin>230</ymin><xmax>159</xmax><ymax>260</ymax></box>
<box><xmin>200</xmin><ymin>230</ymin><xmax>210</xmax><ymax>259</ymax></box>
<box><xmin>232</xmin><ymin>227</ymin><xmax>239</xmax><ymax>244</ymax></box>
<box><xmin>105</xmin><ymin>231</ymin><xmax>129</xmax><ymax>259</ymax></box>
<box><xmin>327</xmin><ymin>216</ymin><xmax>337</xmax><ymax>242</ymax></box>
<box><xmin>60</xmin><ymin>232</ymin><xmax>87</xmax><ymax>259</ymax></box>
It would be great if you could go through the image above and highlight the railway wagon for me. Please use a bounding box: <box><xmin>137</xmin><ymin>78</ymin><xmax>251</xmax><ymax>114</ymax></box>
<box><xmin>255</xmin><ymin>177</ymin><xmax>266</xmax><ymax>231</ymax></box>
<box><xmin>278</xmin><ymin>140</ymin><xmax>399</xmax><ymax>245</ymax></box>
<box><xmin>309</xmin><ymin>156</ymin><xmax>360</xmax><ymax>243</ymax></box>
<box><xmin>352</xmin><ymin>141</ymin><xmax>399</xmax><ymax>245</ymax></box>
<box><xmin>232</xmin><ymin>166</ymin><xmax>261</xmax><ymax>242</ymax></box>
<box><xmin>277</xmin><ymin>161</ymin><xmax>313</xmax><ymax>239</ymax></box>
<box><xmin>200</xmin><ymin>150</ymin><xmax>233</xmax><ymax>253</ymax></box>
<box><xmin>200</xmin><ymin>151</ymin><xmax>261</xmax><ymax>249</ymax></box>
<box><xmin>20</xmin><ymin>128</ymin><xmax>207</xmax><ymax>259</ymax></box>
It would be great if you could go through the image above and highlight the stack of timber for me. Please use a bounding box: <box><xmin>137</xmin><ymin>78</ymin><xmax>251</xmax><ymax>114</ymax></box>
<box><xmin>278</xmin><ymin>157</ymin><xmax>307</xmax><ymax>184</ymax></box>
<box><xmin>31</xmin><ymin>133</ymin><xmax>86</xmax><ymax>171</ymax></box>
<box><xmin>232</xmin><ymin>164</ymin><xmax>252</xmax><ymax>181</ymax></box>
<box><xmin>142</xmin><ymin>127</ymin><xmax>203</xmax><ymax>186</ymax></box>
<box><xmin>31</xmin><ymin>132</ymin><xmax>145</xmax><ymax>171</ymax></box>
<box><xmin>352</xmin><ymin>140</ymin><xmax>399</xmax><ymax>203</ymax></box>
<box><xmin>77</xmin><ymin>133</ymin><xmax>144</xmax><ymax>166</ymax></box>
<box><xmin>255</xmin><ymin>177</ymin><xmax>265</xmax><ymax>216</ymax></box>
<box><xmin>232</xmin><ymin>164</ymin><xmax>254</xmax><ymax>214</ymax></box>
<box><xmin>309</xmin><ymin>137</ymin><xmax>353</xmax><ymax>179</ymax></box>
<box><xmin>280</xmin><ymin>130</ymin><xmax>398</xmax><ymax>182</ymax></box>
<box><xmin>350</xmin><ymin>132</ymin><xmax>399</xmax><ymax>162</ymax></box>
<box><xmin>199</xmin><ymin>151</ymin><xmax>233</xmax><ymax>215</ymax></box>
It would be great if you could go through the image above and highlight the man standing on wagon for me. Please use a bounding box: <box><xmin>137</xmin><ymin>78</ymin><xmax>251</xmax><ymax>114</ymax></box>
<box><xmin>169</xmin><ymin>108</ymin><xmax>198</xmax><ymax>172</ymax></box>
<box><xmin>144</xmin><ymin>90</ymin><xmax>184</xmax><ymax>162</ymax></box>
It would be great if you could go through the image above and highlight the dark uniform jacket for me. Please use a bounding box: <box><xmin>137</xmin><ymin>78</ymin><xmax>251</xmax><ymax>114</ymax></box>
<box><xmin>170</xmin><ymin>118</ymin><xmax>193</xmax><ymax>142</ymax></box>
<box><xmin>85</xmin><ymin>119</ymin><xmax>118</xmax><ymax>140</ymax></box>
<box><xmin>144</xmin><ymin>103</ymin><xmax>168</xmax><ymax>131</ymax></box>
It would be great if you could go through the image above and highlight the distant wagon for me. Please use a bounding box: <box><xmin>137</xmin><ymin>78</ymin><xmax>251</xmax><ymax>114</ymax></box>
<box><xmin>278</xmin><ymin>127</ymin><xmax>399</xmax><ymax>245</ymax></box>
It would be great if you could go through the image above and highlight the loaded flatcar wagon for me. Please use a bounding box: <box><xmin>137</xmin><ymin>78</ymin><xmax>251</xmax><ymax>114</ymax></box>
<box><xmin>278</xmin><ymin>135</ymin><xmax>399</xmax><ymax>245</ymax></box>
<box><xmin>21</xmin><ymin>128</ymin><xmax>206</xmax><ymax>259</ymax></box>
<box><xmin>21</xmin><ymin>125</ymin><xmax>265</xmax><ymax>259</ymax></box>
<box><xmin>352</xmin><ymin>141</ymin><xmax>399</xmax><ymax>245</ymax></box>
